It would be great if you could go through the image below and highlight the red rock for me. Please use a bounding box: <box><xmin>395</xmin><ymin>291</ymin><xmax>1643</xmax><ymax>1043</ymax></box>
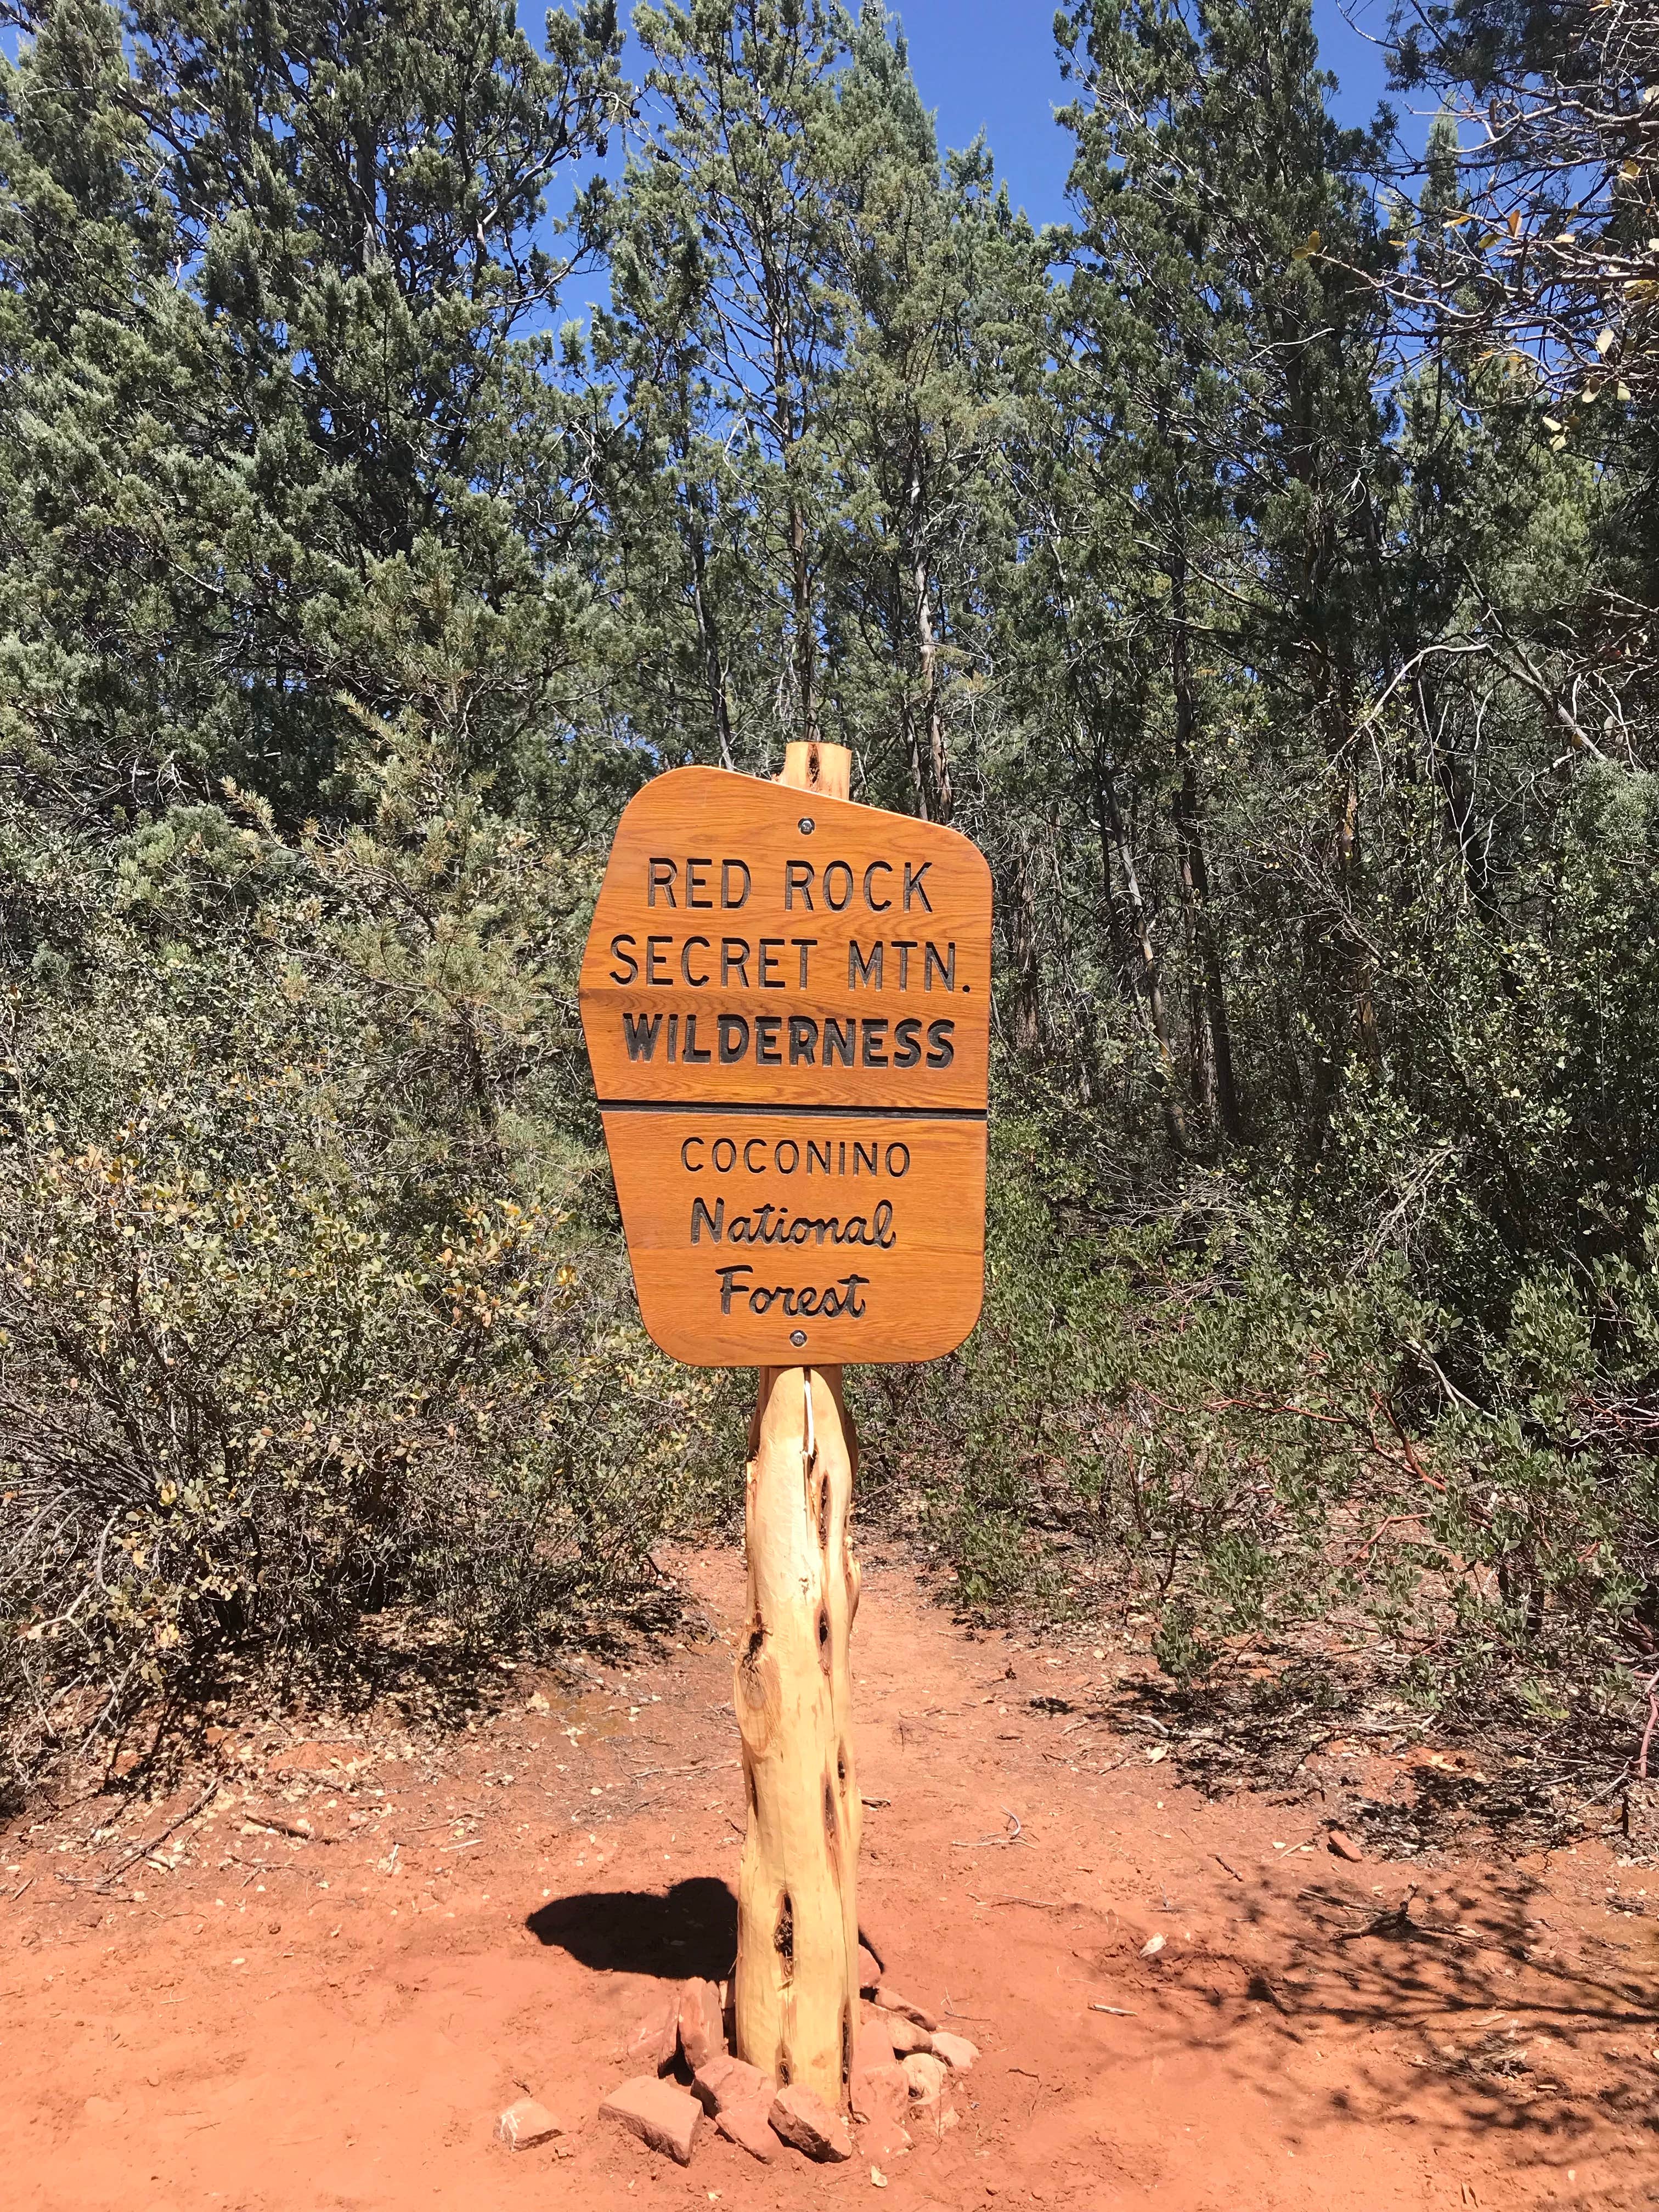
<box><xmin>859</xmin><ymin>2112</ymin><xmax>911</xmax><ymax>2162</ymax></box>
<box><xmin>854</xmin><ymin>2009</ymin><xmax>896</xmax><ymax>2072</ymax></box>
<box><xmin>692</xmin><ymin>2053</ymin><xmax>772</xmax><ymax>2117</ymax></box>
<box><xmin>769</xmin><ymin>2083</ymin><xmax>854</xmax><ymax>2162</ymax></box>
<box><xmin>600</xmin><ymin>2075</ymin><xmax>704</xmax><ymax>2165</ymax></box>
<box><xmin>677</xmin><ymin>1978</ymin><xmax>726</xmax><ymax>2070</ymax></box>
<box><xmin>874</xmin><ymin>2008</ymin><xmax>932</xmax><ymax>2057</ymax></box>
<box><xmin>496</xmin><ymin>2097</ymin><xmax>563</xmax><ymax>2151</ymax></box>
<box><xmin>625</xmin><ymin>1990</ymin><xmax>679</xmax><ymax>2074</ymax></box>
<box><xmin>857</xmin><ymin>1942</ymin><xmax>883</xmax><ymax>1993</ymax></box>
<box><xmin>872</xmin><ymin>1984</ymin><xmax>937</xmax><ymax>2030</ymax></box>
<box><xmin>716</xmin><ymin>2095</ymin><xmax>777</xmax><ymax>2162</ymax></box>
<box><xmin>929</xmin><ymin>2030</ymin><xmax>979</xmax><ymax>2072</ymax></box>
<box><xmin>850</xmin><ymin>2058</ymin><xmax>909</xmax><ymax>2130</ymax></box>
<box><xmin>900</xmin><ymin>2051</ymin><xmax>947</xmax><ymax>2107</ymax></box>
<box><xmin>1328</xmin><ymin>1826</ymin><xmax>1364</xmax><ymax>1862</ymax></box>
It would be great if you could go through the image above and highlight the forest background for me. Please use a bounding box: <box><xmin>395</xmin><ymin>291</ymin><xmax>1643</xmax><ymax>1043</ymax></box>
<box><xmin>2</xmin><ymin>0</ymin><xmax>1656</xmax><ymax>1806</ymax></box>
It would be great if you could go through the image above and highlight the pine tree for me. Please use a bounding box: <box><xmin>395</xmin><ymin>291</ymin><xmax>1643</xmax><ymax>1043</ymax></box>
<box><xmin>2</xmin><ymin>0</ymin><xmax>627</xmax><ymax>817</ymax></box>
<box><xmin>631</xmin><ymin>0</ymin><xmax>849</xmax><ymax>754</ymax></box>
<box><xmin>1057</xmin><ymin>0</ymin><xmax>1393</xmax><ymax>1150</ymax></box>
<box><xmin>823</xmin><ymin>5</ymin><xmax>1050</xmax><ymax>836</ymax></box>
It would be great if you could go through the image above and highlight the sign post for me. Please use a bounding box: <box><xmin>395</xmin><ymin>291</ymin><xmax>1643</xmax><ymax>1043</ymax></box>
<box><xmin>579</xmin><ymin>741</ymin><xmax>991</xmax><ymax>2109</ymax></box>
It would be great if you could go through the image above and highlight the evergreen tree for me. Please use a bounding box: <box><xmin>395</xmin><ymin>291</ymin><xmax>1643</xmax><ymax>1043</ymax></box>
<box><xmin>823</xmin><ymin>5</ymin><xmax>1043</xmax><ymax>829</ymax></box>
<box><xmin>631</xmin><ymin>0</ymin><xmax>849</xmax><ymax>753</ymax></box>
<box><xmin>1057</xmin><ymin>0</ymin><xmax>1393</xmax><ymax>1152</ymax></box>
<box><xmin>1</xmin><ymin>0</ymin><xmax>627</xmax><ymax>819</ymax></box>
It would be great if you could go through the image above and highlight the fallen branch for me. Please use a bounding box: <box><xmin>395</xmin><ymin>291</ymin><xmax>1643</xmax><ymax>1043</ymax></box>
<box><xmin>54</xmin><ymin>1780</ymin><xmax>219</xmax><ymax>1894</ymax></box>
<box><xmin>968</xmin><ymin>1893</ymin><xmax>1080</xmax><ymax>1911</ymax></box>
<box><xmin>243</xmin><ymin>1811</ymin><xmax>340</xmax><ymax>1844</ymax></box>
<box><xmin>624</xmin><ymin>1757</ymin><xmax>739</xmax><ymax>1785</ymax></box>
<box><xmin>1635</xmin><ymin>1666</ymin><xmax>1659</xmax><ymax>1781</ymax></box>
<box><xmin>952</xmin><ymin>1809</ymin><xmax>1024</xmax><ymax>1849</ymax></box>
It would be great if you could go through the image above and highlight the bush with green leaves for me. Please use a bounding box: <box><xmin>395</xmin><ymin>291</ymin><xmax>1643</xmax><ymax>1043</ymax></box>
<box><xmin>0</xmin><ymin>781</ymin><xmax>738</xmax><ymax>1794</ymax></box>
<box><xmin>864</xmin><ymin>1084</ymin><xmax>1659</xmax><ymax>1740</ymax></box>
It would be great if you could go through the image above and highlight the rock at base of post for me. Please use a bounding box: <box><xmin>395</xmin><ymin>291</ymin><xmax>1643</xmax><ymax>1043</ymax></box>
<box><xmin>769</xmin><ymin>2083</ymin><xmax>854</xmax><ymax>2162</ymax></box>
<box><xmin>900</xmin><ymin>2051</ymin><xmax>949</xmax><ymax>2109</ymax></box>
<box><xmin>930</xmin><ymin>2029</ymin><xmax>980</xmax><ymax>2072</ymax></box>
<box><xmin>873</xmin><ymin>1984</ymin><xmax>938</xmax><ymax>2030</ymax></box>
<box><xmin>876</xmin><ymin>2008</ymin><xmax>933</xmax><ymax>2057</ymax></box>
<box><xmin>600</xmin><ymin>2076</ymin><xmax>705</xmax><ymax>2165</ymax></box>
<box><xmin>716</xmin><ymin>2097</ymin><xmax>778</xmax><ymax>2162</ymax></box>
<box><xmin>850</xmin><ymin>2058</ymin><xmax>910</xmax><ymax>2134</ymax></box>
<box><xmin>693</xmin><ymin>2053</ymin><xmax>773</xmax><ymax>2117</ymax></box>
<box><xmin>625</xmin><ymin>1989</ymin><xmax>680</xmax><ymax>2074</ymax></box>
<box><xmin>678</xmin><ymin>1978</ymin><xmax>726</xmax><ymax>2071</ymax></box>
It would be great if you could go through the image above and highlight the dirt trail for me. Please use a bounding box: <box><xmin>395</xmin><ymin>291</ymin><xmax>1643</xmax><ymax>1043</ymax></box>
<box><xmin>3</xmin><ymin>1545</ymin><xmax>1657</xmax><ymax>2210</ymax></box>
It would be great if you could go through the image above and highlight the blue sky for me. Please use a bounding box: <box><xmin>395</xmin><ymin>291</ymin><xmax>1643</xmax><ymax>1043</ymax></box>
<box><xmin>3</xmin><ymin>2</ymin><xmax>1425</xmax><ymax>231</ymax></box>
<box><xmin>603</xmin><ymin>2</ymin><xmax>1425</xmax><ymax>238</ymax></box>
<box><xmin>839</xmin><ymin>0</ymin><xmax>1417</xmax><ymax>230</ymax></box>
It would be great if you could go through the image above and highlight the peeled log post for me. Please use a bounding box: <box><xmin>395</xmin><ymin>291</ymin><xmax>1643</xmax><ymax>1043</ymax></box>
<box><xmin>735</xmin><ymin>1365</ymin><xmax>863</xmax><ymax>2100</ymax></box>
<box><xmin>732</xmin><ymin>739</ymin><xmax>863</xmax><ymax>2107</ymax></box>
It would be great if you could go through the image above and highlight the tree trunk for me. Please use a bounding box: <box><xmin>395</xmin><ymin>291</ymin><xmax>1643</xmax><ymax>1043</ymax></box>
<box><xmin>733</xmin><ymin>743</ymin><xmax>861</xmax><ymax>2108</ymax></box>
<box><xmin>1273</xmin><ymin>337</ymin><xmax>1380</xmax><ymax>1121</ymax></box>
<box><xmin>1167</xmin><ymin>566</ymin><xmax>1242</xmax><ymax>1143</ymax></box>
<box><xmin>758</xmin><ymin>263</ymin><xmax>817</xmax><ymax>752</ymax></box>
<box><xmin>902</xmin><ymin>453</ymin><xmax>953</xmax><ymax>825</ymax></box>
<box><xmin>912</xmin><ymin>546</ymin><xmax>952</xmax><ymax>825</ymax></box>
<box><xmin>899</xmin><ymin>695</ymin><xmax>932</xmax><ymax>822</ymax></box>
<box><xmin>1089</xmin><ymin>738</ymin><xmax>1188</xmax><ymax>1155</ymax></box>
<box><xmin>790</xmin><ymin>492</ymin><xmax>820</xmax><ymax>749</ymax></box>
<box><xmin>682</xmin><ymin>469</ymin><xmax>736</xmax><ymax>771</ymax></box>
<box><xmin>896</xmin><ymin>549</ymin><xmax>931</xmax><ymax>821</ymax></box>
<box><xmin>1007</xmin><ymin>846</ymin><xmax>1044</xmax><ymax>1058</ymax></box>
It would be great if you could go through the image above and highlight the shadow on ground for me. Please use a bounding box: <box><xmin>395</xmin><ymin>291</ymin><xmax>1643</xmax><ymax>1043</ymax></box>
<box><xmin>1108</xmin><ymin>1864</ymin><xmax>1659</xmax><ymax>2159</ymax></box>
<box><xmin>527</xmin><ymin>1875</ymin><xmax>738</xmax><ymax>1981</ymax></box>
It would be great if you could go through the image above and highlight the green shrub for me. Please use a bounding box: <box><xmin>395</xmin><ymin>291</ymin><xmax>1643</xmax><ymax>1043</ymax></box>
<box><xmin>0</xmin><ymin>793</ymin><xmax>731</xmax><ymax>1795</ymax></box>
<box><xmin>861</xmin><ymin>1102</ymin><xmax>1659</xmax><ymax>1741</ymax></box>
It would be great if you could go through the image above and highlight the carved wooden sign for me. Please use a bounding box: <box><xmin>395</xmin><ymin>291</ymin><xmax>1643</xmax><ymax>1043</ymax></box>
<box><xmin>579</xmin><ymin>766</ymin><xmax>991</xmax><ymax>1365</ymax></box>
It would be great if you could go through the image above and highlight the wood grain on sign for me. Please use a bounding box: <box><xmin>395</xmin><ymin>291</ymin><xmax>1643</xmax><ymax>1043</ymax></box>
<box><xmin>579</xmin><ymin>766</ymin><xmax>991</xmax><ymax>1365</ymax></box>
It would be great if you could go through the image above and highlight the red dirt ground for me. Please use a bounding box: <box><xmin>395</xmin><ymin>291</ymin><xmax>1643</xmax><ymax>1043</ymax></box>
<box><xmin>4</xmin><ymin>1544</ymin><xmax>1657</xmax><ymax>2211</ymax></box>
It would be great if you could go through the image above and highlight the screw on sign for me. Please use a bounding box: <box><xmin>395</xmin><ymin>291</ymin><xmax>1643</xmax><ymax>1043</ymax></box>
<box><xmin>580</xmin><ymin>742</ymin><xmax>990</xmax><ymax>2109</ymax></box>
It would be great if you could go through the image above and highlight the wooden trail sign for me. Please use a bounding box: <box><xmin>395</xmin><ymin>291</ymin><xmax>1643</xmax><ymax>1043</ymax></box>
<box><xmin>580</xmin><ymin>743</ymin><xmax>991</xmax><ymax>2111</ymax></box>
<box><xmin>579</xmin><ymin>760</ymin><xmax>992</xmax><ymax>1365</ymax></box>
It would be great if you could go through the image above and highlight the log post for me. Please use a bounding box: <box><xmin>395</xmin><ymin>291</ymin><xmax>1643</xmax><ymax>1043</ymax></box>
<box><xmin>732</xmin><ymin>740</ymin><xmax>864</xmax><ymax>2107</ymax></box>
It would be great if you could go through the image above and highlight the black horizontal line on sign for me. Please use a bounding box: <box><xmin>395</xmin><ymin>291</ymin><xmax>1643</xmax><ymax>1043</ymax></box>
<box><xmin>595</xmin><ymin>1099</ymin><xmax>988</xmax><ymax>1124</ymax></box>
